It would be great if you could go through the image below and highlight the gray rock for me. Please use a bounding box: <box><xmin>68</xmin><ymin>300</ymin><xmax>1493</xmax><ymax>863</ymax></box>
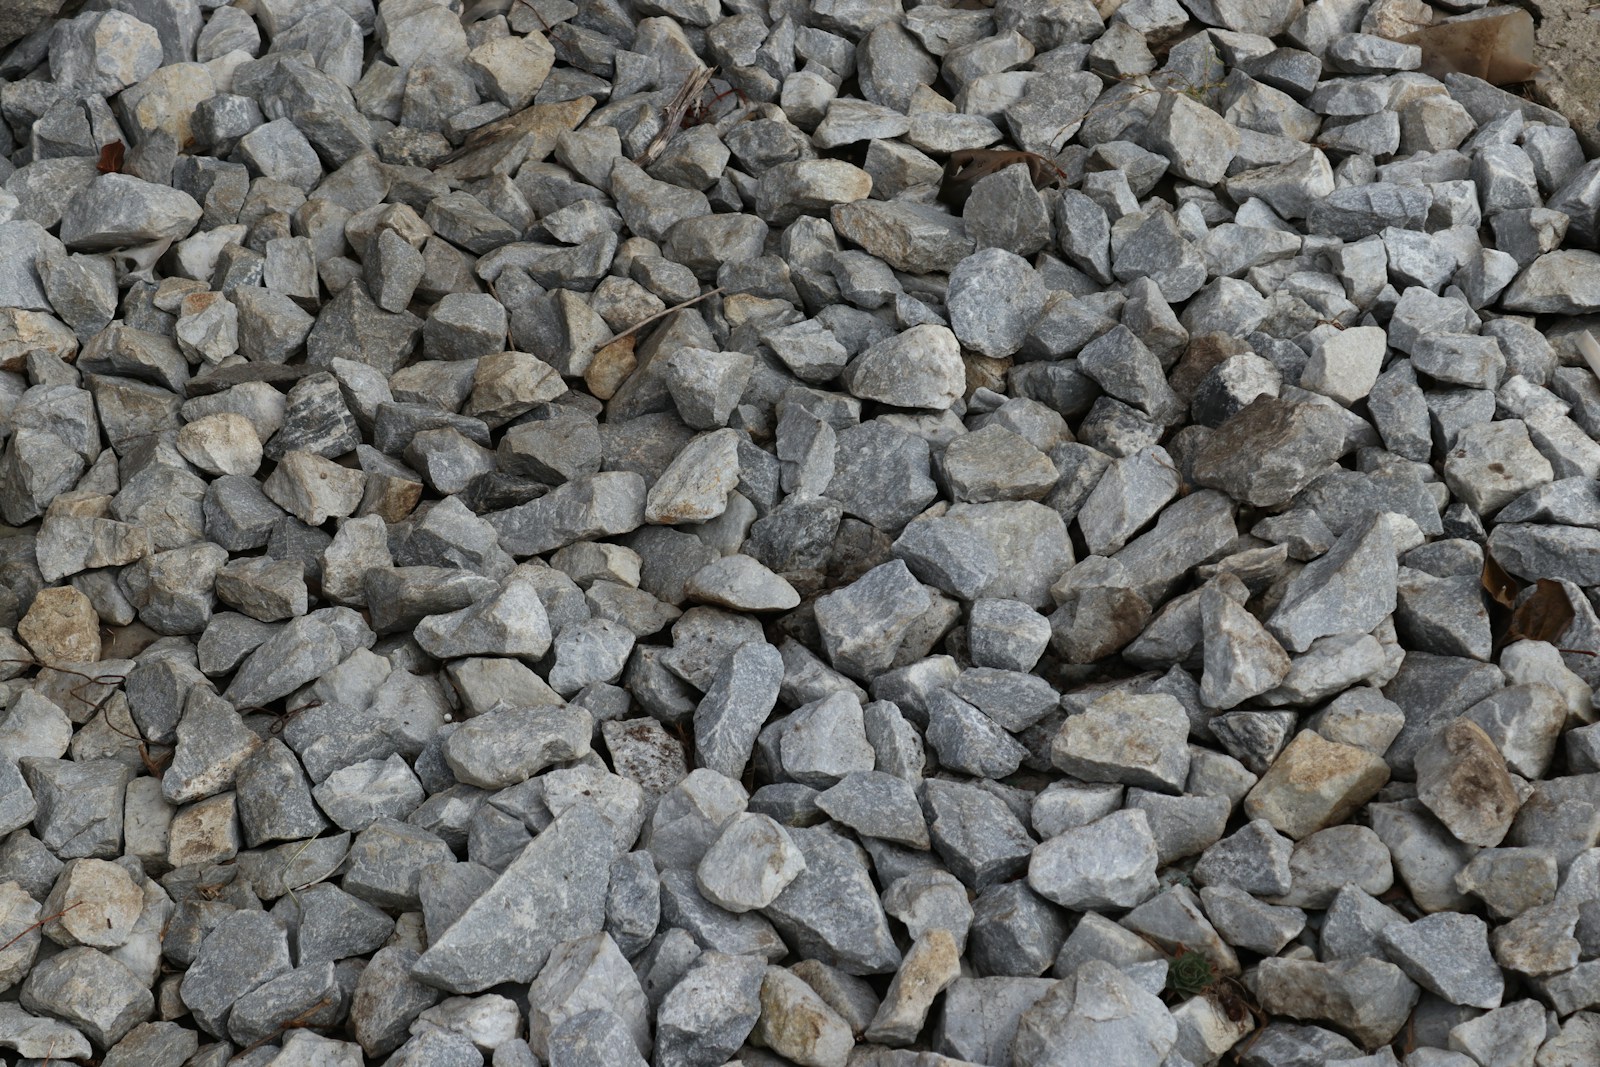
<box><xmin>815</xmin><ymin>560</ymin><xmax>933</xmax><ymax>680</ymax></box>
<box><xmin>19</xmin><ymin>945</ymin><xmax>152</xmax><ymax>1049</ymax></box>
<box><xmin>695</xmin><ymin>812</ymin><xmax>806</xmax><ymax>913</ymax></box>
<box><xmin>655</xmin><ymin>951</ymin><xmax>764</xmax><ymax>1067</ymax></box>
<box><xmin>1266</xmin><ymin>512</ymin><xmax>1399</xmax><ymax>653</ymax></box>
<box><xmin>1255</xmin><ymin>957</ymin><xmax>1419</xmax><ymax>1049</ymax></box>
<box><xmin>443</xmin><ymin>705</ymin><xmax>592</xmax><ymax>790</ymax></box>
<box><xmin>1052</xmin><ymin>692</ymin><xmax>1190</xmax><ymax>793</ymax></box>
<box><xmin>1028</xmin><ymin>810</ymin><xmax>1160</xmax><ymax>910</ymax></box>
<box><xmin>179</xmin><ymin>910</ymin><xmax>292</xmax><ymax>1037</ymax></box>
<box><xmin>414</xmin><ymin>805</ymin><xmax>618</xmax><ymax>994</ymax></box>
<box><xmin>1012</xmin><ymin>959</ymin><xmax>1178</xmax><ymax>1067</ymax></box>
<box><xmin>61</xmin><ymin>174</ymin><xmax>200</xmax><ymax>251</ymax></box>
<box><xmin>1380</xmin><ymin>912</ymin><xmax>1503</xmax><ymax>1009</ymax></box>
<box><xmin>767</xmin><ymin>825</ymin><xmax>901</xmax><ymax>975</ymax></box>
<box><xmin>924</xmin><ymin>778</ymin><xmax>1036</xmax><ymax>891</ymax></box>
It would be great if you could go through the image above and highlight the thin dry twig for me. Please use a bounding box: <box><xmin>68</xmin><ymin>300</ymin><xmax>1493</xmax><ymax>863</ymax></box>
<box><xmin>238</xmin><ymin>995</ymin><xmax>339</xmax><ymax>1054</ymax></box>
<box><xmin>607</xmin><ymin>286</ymin><xmax>727</xmax><ymax>345</ymax></box>
<box><xmin>633</xmin><ymin>66</ymin><xmax>717</xmax><ymax>168</ymax></box>
<box><xmin>0</xmin><ymin>902</ymin><xmax>82</xmax><ymax>954</ymax></box>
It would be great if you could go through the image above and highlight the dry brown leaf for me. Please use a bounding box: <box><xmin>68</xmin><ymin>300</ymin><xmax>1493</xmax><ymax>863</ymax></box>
<box><xmin>97</xmin><ymin>140</ymin><xmax>125</xmax><ymax>174</ymax></box>
<box><xmin>1508</xmin><ymin>578</ymin><xmax>1576</xmax><ymax>645</ymax></box>
<box><xmin>1482</xmin><ymin>552</ymin><xmax>1518</xmax><ymax>609</ymax></box>
<box><xmin>938</xmin><ymin>149</ymin><xmax>1064</xmax><ymax>208</ymax></box>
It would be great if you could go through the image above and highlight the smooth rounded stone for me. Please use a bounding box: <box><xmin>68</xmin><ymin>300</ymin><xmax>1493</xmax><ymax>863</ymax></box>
<box><xmin>1415</xmin><ymin>718</ymin><xmax>1520</xmax><ymax>849</ymax></box>
<box><xmin>39</xmin><ymin>857</ymin><xmax>142</xmax><ymax>949</ymax></box>
<box><xmin>1011</xmin><ymin>959</ymin><xmax>1178</xmax><ymax>1067</ymax></box>
<box><xmin>1051</xmin><ymin>692</ymin><xmax>1190</xmax><ymax>794</ymax></box>
<box><xmin>16</xmin><ymin>585</ymin><xmax>101</xmax><ymax>665</ymax></box>
<box><xmin>816</xmin><ymin>771</ymin><xmax>928</xmax><ymax>849</ymax></box>
<box><xmin>442</xmin><ymin>705</ymin><xmax>593</xmax><ymax>789</ymax></box>
<box><xmin>1244</xmin><ymin>729</ymin><xmax>1391</xmax><ymax>840</ymax></box>
<box><xmin>841</xmin><ymin>323</ymin><xmax>965</xmax><ymax>411</ymax></box>
<box><xmin>751</xmin><ymin>965</ymin><xmax>854</xmax><ymax>1067</ymax></box>
<box><xmin>946</xmin><ymin>248</ymin><xmax>1048</xmax><ymax>358</ymax></box>
<box><xmin>1028</xmin><ymin>809</ymin><xmax>1160</xmax><ymax>911</ymax></box>
<box><xmin>1254</xmin><ymin>957</ymin><xmax>1420</xmax><ymax>1049</ymax></box>
<box><xmin>683</xmin><ymin>554</ymin><xmax>800</xmax><ymax>612</ymax></box>
<box><xmin>694</xmin><ymin>813</ymin><xmax>806</xmax><ymax>914</ymax></box>
<box><xmin>1381</xmin><ymin>912</ymin><xmax>1504</xmax><ymax>1009</ymax></box>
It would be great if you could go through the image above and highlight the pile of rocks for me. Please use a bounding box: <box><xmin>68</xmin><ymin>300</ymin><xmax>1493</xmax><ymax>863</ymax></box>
<box><xmin>4</xmin><ymin>0</ymin><xmax>1600</xmax><ymax>1063</ymax></box>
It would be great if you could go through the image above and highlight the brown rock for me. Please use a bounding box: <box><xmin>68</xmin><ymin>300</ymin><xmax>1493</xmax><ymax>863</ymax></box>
<box><xmin>1190</xmin><ymin>397</ymin><xmax>1347</xmax><ymax>508</ymax></box>
<box><xmin>1244</xmin><ymin>729</ymin><xmax>1391</xmax><ymax>839</ymax></box>
<box><xmin>1415</xmin><ymin>717</ymin><xmax>1520</xmax><ymax>848</ymax></box>
<box><xmin>17</xmin><ymin>587</ymin><xmax>101</xmax><ymax>665</ymax></box>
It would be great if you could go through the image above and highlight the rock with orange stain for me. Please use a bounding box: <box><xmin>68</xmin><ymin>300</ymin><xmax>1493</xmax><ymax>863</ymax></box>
<box><xmin>1416</xmin><ymin>718</ymin><xmax>1521</xmax><ymax>848</ymax></box>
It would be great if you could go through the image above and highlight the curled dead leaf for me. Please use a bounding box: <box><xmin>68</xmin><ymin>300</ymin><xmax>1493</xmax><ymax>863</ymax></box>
<box><xmin>1507</xmin><ymin>578</ymin><xmax>1576</xmax><ymax>646</ymax></box>
<box><xmin>1482</xmin><ymin>552</ymin><xmax>1518</xmax><ymax>610</ymax></box>
<box><xmin>97</xmin><ymin>140</ymin><xmax>125</xmax><ymax>174</ymax></box>
<box><xmin>939</xmin><ymin>149</ymin><xmax>1066</xmax><ymax>208</ymax></box>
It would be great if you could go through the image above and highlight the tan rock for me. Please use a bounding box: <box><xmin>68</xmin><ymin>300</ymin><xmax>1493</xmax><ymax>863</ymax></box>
<box><xmin>176</xmin><ymin>412</ymin><xmax>263</xmax><ymax>477</ymax></box>
<box><xmin>1416</xmin><ymin>718</ymin><xmax>1520</xmax><ymax>848</ymax></box>
<box><xmin>42</xmin><ymin>858</ymin><xmax>144</xmax><ymax>949</ymax></box>
<box><xmin>864</xmin><ymin>929</ymin><xmax>961</xmax><ymax>1046</ymax></box>
<box><xmin>166</xmin><ymin>792</ymin><xmax>240</xmax><ymax>868</ymax></box>
<box><xmin>0</xmin><ymin>880</ymin><xmax>42</xmax><ymax>989</ymax></box>
<box><xmin>753</xmin><ymin>966</ymin><xmax>854</xmax><ymax>1067</ymax></box>
<box><xmin>1243</xmin><ymin>729</ymin><xmax>1390</xmax><ymax>839</ymax></box>
<box><xmin>17</xmin><ymin>586</ymin><xmax>101</xmax><ymax>665</ymax></box>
